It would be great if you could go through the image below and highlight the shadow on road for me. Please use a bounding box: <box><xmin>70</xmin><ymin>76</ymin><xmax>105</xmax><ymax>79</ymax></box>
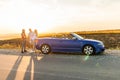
<box><xmin>23</xmin><ymin>53</ymin><xmax>47</xmax><ymax>80</ymax></box>
<box><xmin>23</xmin><ymin>54</ymin><xmax>33</xmax><ymax>80</ymax></box>
<box><xmin>6</xmin><ymin>55</ymin><xmax>23</xmax><ymax>80</ymax></box>
<box><xmin>51</xmin><ymin>52</ymin><xmax>105</xmax><ymax>56</ymax></box>
<box><xmin>5</xmin><ymin>51</ymin><xmax>117</xmax><ymax>80</ymax></box>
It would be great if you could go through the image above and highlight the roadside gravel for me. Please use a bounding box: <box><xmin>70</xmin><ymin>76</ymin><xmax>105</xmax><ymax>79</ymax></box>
<box><xmin>0</xmin><ymin>49</ymin><xmax>120</xmax><ymax>56</ymax></box>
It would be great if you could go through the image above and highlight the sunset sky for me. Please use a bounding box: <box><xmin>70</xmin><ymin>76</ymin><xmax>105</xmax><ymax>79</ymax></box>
<box><xmin>0</xmin><ymin>0</ymin><xmax>120</xmax><ymax>34</ymax></box>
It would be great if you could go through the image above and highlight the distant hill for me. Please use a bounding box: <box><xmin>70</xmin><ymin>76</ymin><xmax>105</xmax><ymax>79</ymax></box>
<box><xmin>0</xmin><ymin>29</ymin><xmax>120</xmax><ymax>40</ymax></box>
<box><xmin>75</xmin><ymin>29</ymin><xmax>120</xmax><ymax>34</ymax></box>
<box><xmin>0</xmin><ymin>34</ymin><xmax>20</xmax><ymax>40</ymax></box>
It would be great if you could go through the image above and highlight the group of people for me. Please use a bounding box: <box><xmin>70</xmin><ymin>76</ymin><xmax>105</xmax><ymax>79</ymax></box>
<box><xmin>21</xmin><ymin>28</ymin><xmax>38</xmax><ymax>53</ymax></box>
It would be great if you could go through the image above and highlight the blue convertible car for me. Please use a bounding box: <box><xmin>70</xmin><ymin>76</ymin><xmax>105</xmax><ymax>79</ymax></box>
<box><xmin>35</xmin><ymin>33</ymin><xmax>105</xmax><ymax>55</ymax></box>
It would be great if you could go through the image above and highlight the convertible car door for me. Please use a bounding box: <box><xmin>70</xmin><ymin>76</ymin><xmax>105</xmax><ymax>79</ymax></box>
<box><xmin>51</xmin><ymin>39</ymin><xmax>65</xmax><ymax>51</ymax></box>
<box><xmin>60</xmin><ymin>39</ymin><xmax>82</xmax><ymax>52</ymax></box>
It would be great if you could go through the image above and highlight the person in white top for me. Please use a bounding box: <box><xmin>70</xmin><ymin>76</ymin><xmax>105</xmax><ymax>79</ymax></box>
<box><xmin>28</xmin><ymin>28</ymin><xmax>36</xmax><ymax>52</ymax></box>
<box><xmin>34</xmin><ymin>29</ymin><xmax>38</xmax><ymax>52</ymax></box>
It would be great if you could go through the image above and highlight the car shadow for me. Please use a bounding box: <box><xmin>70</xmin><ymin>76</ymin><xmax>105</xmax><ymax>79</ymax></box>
<box><xmin>51</xmin><ymin>52</ymin><xmax>105</xmax><ymax>56</ymax></box>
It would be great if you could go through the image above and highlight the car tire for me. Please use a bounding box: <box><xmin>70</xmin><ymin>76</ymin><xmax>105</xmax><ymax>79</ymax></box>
<box><xmin>41</xmin><ymin>44</ymin><xmax>51</xmax><ymax>54</ymax></box>
<box><xmin>83</xmin><ymin>45</ymin><xmax>95</xmax><ymax>55</ymax></box>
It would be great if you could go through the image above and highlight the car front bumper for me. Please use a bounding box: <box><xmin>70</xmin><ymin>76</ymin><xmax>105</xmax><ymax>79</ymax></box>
<box><xmin>95</xmin><ymin>45</ymin><xmax>105</xmax><ymax>54</ymax></box>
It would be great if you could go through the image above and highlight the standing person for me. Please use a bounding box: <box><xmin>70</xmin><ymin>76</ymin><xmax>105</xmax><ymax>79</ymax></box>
<box><xmin>28</xmin><ymin>28</ymin><xmax>36</xmax><ymax>52</ymax></box>
<box><xmin>21</xmin><ymin>29</ymin><xmax>27</xmax><ymax>53</ymax></box>
<box><xmin>34</xmin><ymin>29</ymin><xmax>38</xmax><ymax>38</ymax></box>
<box><xmin>34</xmin><ymin>29</ymin><xmax>38</xmax><ymax>52</ymax></box>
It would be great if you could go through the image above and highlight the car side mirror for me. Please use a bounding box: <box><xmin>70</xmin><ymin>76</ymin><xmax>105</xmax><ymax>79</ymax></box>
<box><xmin>72</xmin><ymin>37</ymin><xmax>77</xmax><ymax>40</ymax></box>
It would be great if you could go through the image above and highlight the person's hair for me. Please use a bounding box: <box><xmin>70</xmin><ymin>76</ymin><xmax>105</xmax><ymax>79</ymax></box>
<box><xmin>29</xmin><ymin>28</ymin><xmax>32</xmax><ymax>32</ymax></box>
<box><xmin>34</xmin><ymin>29</ymin><xmax>38</xmax><ymax>36</ymax></box>
<box><xmin>22</xmin><ymin>29</ymin><xmax>25</xmax><ymax>33</ymax></box>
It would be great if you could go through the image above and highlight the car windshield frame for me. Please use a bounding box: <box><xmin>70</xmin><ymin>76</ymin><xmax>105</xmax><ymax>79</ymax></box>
<box><xmin>70</xmin><ymin>33</ymin><xmax>84</xmax><ymax>40</ymax></box>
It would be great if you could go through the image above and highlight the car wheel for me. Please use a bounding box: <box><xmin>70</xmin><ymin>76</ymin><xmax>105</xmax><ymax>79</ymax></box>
<box><xmin>83</xmin><ymin>45</ymin><xmax>95</xmax><ymax>55</ymax></box>
<box><xmin>41</xmin><ymin>44</ymin><xmax>51</xmax><ymax>54</ymax></box>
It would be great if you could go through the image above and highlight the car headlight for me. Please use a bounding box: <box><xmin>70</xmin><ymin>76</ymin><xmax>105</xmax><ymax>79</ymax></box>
<box><xmin>98</xmin><ymin>43</ymin><xmax>104</xmax><ymax>47</ymax></box>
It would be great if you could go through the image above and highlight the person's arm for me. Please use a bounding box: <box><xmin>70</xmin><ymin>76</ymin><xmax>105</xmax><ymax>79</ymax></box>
<box><xmin>21</xmin><ymin>33</ymin><xmax>23</xmax><ymax>40</ymax></box>
<box><xmin>28</xmin><ymin>33</ymin><xmax>30</xmax><ymax>41</ymax></box>
<box><xmin>24</xmin><ymin>33</ymin><xmax>27</xmax><ymax>39</ymax></box>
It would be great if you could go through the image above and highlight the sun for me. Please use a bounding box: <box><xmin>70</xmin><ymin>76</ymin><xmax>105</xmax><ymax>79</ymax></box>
<box><xmin>36</xmin><ymin>18</ymin><xmax>57</xmax><ymax>33</ymax></box>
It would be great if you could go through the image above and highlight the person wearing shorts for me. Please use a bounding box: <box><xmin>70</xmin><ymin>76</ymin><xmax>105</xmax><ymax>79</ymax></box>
<box><xmin>28</xmin><ymin>28</ymin><xmax>36</xmax><ymax>52</ymax></box>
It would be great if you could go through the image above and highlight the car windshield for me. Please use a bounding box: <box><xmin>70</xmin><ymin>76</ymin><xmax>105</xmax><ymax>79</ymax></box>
<box><xmin>71</xmin><ymin>33</ymin><xmax>84</xmax><ymax>40</ymax></box>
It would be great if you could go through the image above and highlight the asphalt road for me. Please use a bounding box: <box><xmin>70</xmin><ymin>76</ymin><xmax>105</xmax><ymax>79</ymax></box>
<box><xmin>0</xmin><ymin>49</ymin><xmax>120</xmax><ymax>80</ymax></box>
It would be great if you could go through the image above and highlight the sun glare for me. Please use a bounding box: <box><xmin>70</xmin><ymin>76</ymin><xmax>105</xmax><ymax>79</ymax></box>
<box><xmin>37</xmin><ymin>18</ymin><xmax>56</xmax><ymax>33</ymax></box>
<box><xmin>37</xmin><ymin>25</ymin><xmax>52</xmax><ymax>33</ymax></box>
<box><xmin>0</xmin><ymin>0</ymin><xmax>120</xmax><ymax>34</ymax></box>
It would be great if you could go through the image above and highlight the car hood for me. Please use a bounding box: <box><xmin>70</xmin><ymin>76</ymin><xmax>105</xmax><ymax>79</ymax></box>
<box><xmin>83</xmin><ymin>39</ymin><xmax>102</xmax><ymax>43</ymax></box>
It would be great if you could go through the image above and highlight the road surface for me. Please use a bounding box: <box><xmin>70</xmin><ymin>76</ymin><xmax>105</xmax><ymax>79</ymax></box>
<box><xmin>0</xmin><ymin>49</ymin><xmax>120</xmax><ymax>80</ymax></box>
